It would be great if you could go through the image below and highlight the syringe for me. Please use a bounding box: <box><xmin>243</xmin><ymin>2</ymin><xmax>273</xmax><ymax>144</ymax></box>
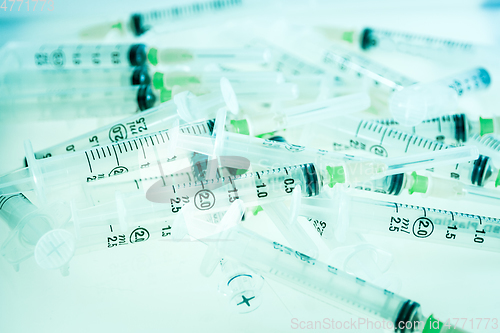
<box><xmin>226</xmin><ymin>93</ymin><xmax>371</xmax><ymax>136</ymax></box>
<box><xmin>68</xmin><ymin>159</ymin><xmax>433</xmax><ymax>271</ymax></box>
<box><xmin>1</xmin><ymin>66</ymin><xmax>151</xmax><ymax>93</ymax></box>
<box><xmin>376</xmin><ymin>113</ymin><xmax>500</xmax><ymax>144</ymax></box>
<box><xmin>389</xmin><ymin>68</ymin><xmax>491</xmax><ymax>127</ymax></box>
<box><xmin>268</xmin><ymin>28</ymin><xmax>418</xmax><ymax>110</ymax></box>
<box><xmin>25</xmin><ymin>202</ymin><xmax>239</xmax><ymax>300</ymax></box>
<box><xmin>322</xmin><ymin>45</ymin><xmax>417</xmax><ymax>92</ymax></box>
<box><xmin>37</xmin><ymin>180</ymin><xmax>306</xmax><ymax>276</ymax></box>
<box><xmin>190</xmin><ymin>124</ymin><xmax>485</xmax><ymax>203</ymax></box>
<box><xmin>74</xmin><ymin>122</ymin><xmax>478</xmax><ymax>210</ymax></box>
<box><xmin>33</xmin><ymin>100</ymin><xmax>180</xmax><ymax>159</ymax></box>
<box><xmin>72</xmin><ymin>151</ymin><xmax>407</xmax><ymax>236</ymax></box>
<box><xmin>178</xmin><ymin>119</ymin><xmax>477</xmax><ymax>177</ymax></box>
<box><xmin>320</xmin><ymin>26</ymin><xmax>498</xmax><ymax>62</ymax></box>
<box><xmin>207</xmin><ymin>222</ymin><xmax>467</xmax><ymax>333</ymax></box>
<box><xmin>0</xmin><ymin>120</ymin><xmax>215</xmax><ymax>204</ymax></box>
<box><xmin>308</xmin><ymin>44</ymin><xmax>417</xmax><ymax>111</ymax></box>
<box><xmin>32</xmin><ymin>178</ymin><xmax>230</xmax><ymax>269</ymax></box>
<box><xmin>216</xmin><ymin>133</ymin><xmax>489</xmax><ymax>206</ymax></box>
<box><xmin>253</xmin><ymin>41</ymin><xmax>360</xmax><ymax>101</ymax></box>
<box><xmin>261</xmin><ymin>41</ymin><xmax>327</xmax><ymax>76</ymax></box>
<box><xmin>33</xmin><ymin>202</ymin><xmax>174</xmax><ymax>271</ymax></box>
<box><xmin>0</xmin><ymin>42</ymin><xmax>270</xmax><ymax>70</ymax></box>
<box><xmin>300</xmin><ymin>188</ymin><xmax>500</xmax><ymax>253</ymax></box>
<box><xmin>320</xmin><ymin>46</ymin><xmax>417</xmax><ymax>110</ymax></box>
<box><xmin>0</xmin><ymin>42</ymin><xmax>148</xmax><ymax>70</ymax></box>
<box><xmin>67</xmin><ymin>164</ymin><xmax>321</xmax><ymax>244</ymax></box>
<box><xmin>73</xmin><ymin>130</ymin><xmax>354</xmax><ymax>206</ymax></box>
<box><xmin>80</xmin><ymin>0</ymin><xmax>258</xmax><ymax>38</ymax></box>
<box><xmin>32</xmin><ymin>91</ymin><xmax>236</xmax><ymax>160</ymax></box>
<box><xmin>268</xmin><ymin>27</ymin><xmax>417</xmax><ymax>95</ymax></box>
<box><xmin>0</xmin><ymin>84</ymin><xmax>168</xmax><ymax>121</ymax></box>
<box><xmin>255</xmin><ymin>130</ymin><xmax>492</xmax><ymax>203</ymax></box>
<box><xmin>66</xmin><ymin>140</ymin><xmax>477</xmax><ymax>265</ymax></box>
<box><xmin>309</xmin><ymin>116</ymin><xmax>499</xmax><ymax>187</ymax></box>
<box><xmin>32</xmin><ymin>78</ymin><xmax>239</xmax><ymax>159</ymax></box>
<box><xmin>0</xmin><ymin>177</ymin><xmax>220</xmax><ymax>273</ymax></box>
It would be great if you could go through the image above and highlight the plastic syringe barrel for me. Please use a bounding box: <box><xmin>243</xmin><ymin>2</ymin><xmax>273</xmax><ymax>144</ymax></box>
<box><xmin>179</xmin><ymin>130</ymin><xmax>477</xmax><ymax>180</ymax></box>
<box><xmin>68</xmin><ymin>199</ymin><xmax>175</xmax><ymax>258</ymax></box>
<box><xmin>442</xmin><ymin>68</ymin><xmax>491</xmax><ymax>97</ymax></box>
<box><xmin>0</xmin><ymin>85</ymin><xmax>158</xmax><ymax>121</ymax></box>
<box><xmin>360</xmin><ymin>27</ymin><xmax>482</xmax><ymax>60</ymax></box>
<box><xmin>302</xmin><ymin>190</ymin><xmax>500</xmax><ymax>252</ymax></box>
<box><xmin>130</xmin><ymin>0</ymin><xmax>247</xmax><ymax>36</ymax></box>
<box><xmin>322</xmin><ymin>45</ymin><xmax>417</xmax><ymax>91</ymax></box>
<box><xmin>74</xmin><ymin>164</ymin><xmax>322</xmax><ymax>233</ymax></box>
<box><xmin>0</xmin><ymin>120</ymin><xmax>214</xmax><ymax>202</ymax></box>
<box><xmin>313</xmin><ymin>116</ymin><xmax>492</xmax><ymax>186</ymax></box>
<box><xmin>1</xmin><ymin>66</ymin><xmax>151</xmax><ymax>93</ymax></box>
<box><xmin>217</xmin><ymin>225</ymin><xmax>417</xmax><ymax>324</ymax></box>
<box><xmin>376</xmin><ymin>113</ymin><xmax>470</xmax><ymax>144</ymax></box>
<box><xmin>176</xmin><ymin>130</ymin><xmax>361</xmax><ymax>169</ymax></box>
<box><xmin>33</xmin><ymin>100</ymin><xmax>181</xmax><ymax>158</ymax></box>
<box><xmin>0</xmin><ymin>42</ymin><xmax>147</xmax><ymax>70</ymax></box>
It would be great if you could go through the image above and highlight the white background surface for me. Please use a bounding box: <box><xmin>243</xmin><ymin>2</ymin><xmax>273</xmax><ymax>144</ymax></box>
<box><xmin>1</xmin><ymin>1</ymin><xmax>500</xmax><ymax>332</ymax></box>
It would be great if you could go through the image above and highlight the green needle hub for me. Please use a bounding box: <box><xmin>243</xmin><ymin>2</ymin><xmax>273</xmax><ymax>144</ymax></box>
<box><xmin>326</xmin><ymin>166</ymin><xmax>345</xmax><ymax>188</ymax></box>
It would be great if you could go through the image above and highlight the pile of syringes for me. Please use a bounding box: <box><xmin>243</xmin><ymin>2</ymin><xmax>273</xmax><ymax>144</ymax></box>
<box><xmin>1</xmin><ymin>2</ymin><xmax>500</xmax><ymax>332</ymax></box>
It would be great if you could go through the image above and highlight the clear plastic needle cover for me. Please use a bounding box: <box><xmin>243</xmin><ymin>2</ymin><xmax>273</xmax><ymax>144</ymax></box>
<box><xmin>147</xmin><ymin>47</ymin><xmax>271</xmax><ymax>66</ymax></box>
